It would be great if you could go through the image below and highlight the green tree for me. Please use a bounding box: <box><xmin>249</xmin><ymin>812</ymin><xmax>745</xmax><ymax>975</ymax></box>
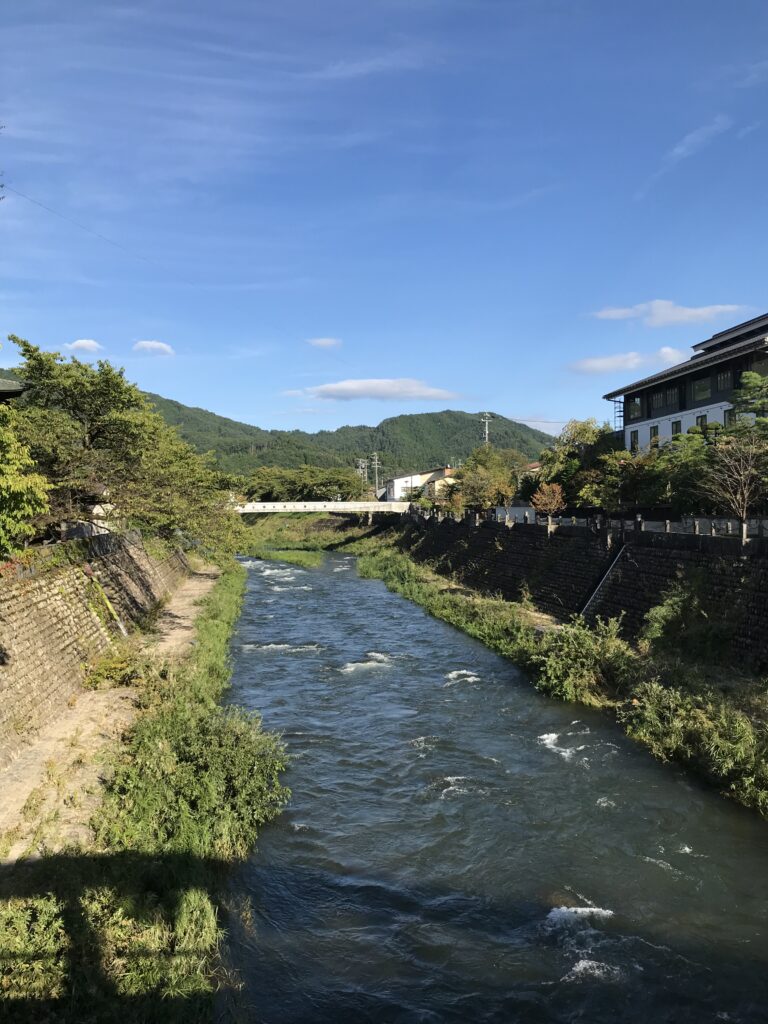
<box><xmin>246</xmin><ymin>465</ymin><xmax>365</xmax><ymax>502</ymax></box>
<box><xmin>10</xmin><ymin>336</ymin><xmax>242</xmax><ymax>549</ymax></box>
<box><xmin>539</xmin><ymin>418</ymin><xmax>617</xmax><ymax>504</ymax></box>
<box><xmin>732</xmin><ymin>370</ymin><xmax>768</xmax><ymax>417</ymax></box>
<box><xmin>456</xmin><ymin>445</ymin><xmax>527</xmax><ymax>509</ymax></box>
<box><xmin>0</xmin><ymin>405</ymin><xmax>50</xmax><ymax>556</ymax></box>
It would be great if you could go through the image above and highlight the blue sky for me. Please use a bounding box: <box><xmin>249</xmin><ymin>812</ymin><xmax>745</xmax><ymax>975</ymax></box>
<box><xmin>2</xmin><ymin>0</ymin><xmax>767</xmax><ymax>435</ymax></box>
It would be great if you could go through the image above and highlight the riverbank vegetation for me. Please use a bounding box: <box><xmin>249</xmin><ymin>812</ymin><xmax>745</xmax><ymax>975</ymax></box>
<box><xmin>0</xmin><ymin>563</ymin><xmax>289</xmax><ymax>1021</ymax></box>
<box><xmin>246</xmin><ymin>514</ymin><xmax>768</xmax><ymax>819</ymax></box>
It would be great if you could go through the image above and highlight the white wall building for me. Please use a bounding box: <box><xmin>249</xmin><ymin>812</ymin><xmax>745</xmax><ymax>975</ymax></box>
<box><xmin>603</xmin><ymin>313</ymin><xmax>768</xmax><ymax>451</ymax></box>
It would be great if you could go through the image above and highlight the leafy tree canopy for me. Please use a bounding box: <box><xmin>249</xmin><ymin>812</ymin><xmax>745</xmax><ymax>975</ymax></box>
<box><xmin>0</xmin><ymin>405</ymin><xmax>50</xmax><ymax>557</ymax></box>
<box><xmin>246</xmin><ymin>465</ymin><xmax>365</xmax><ymax>502</ymax></box>
<box><xmin>10</xmin><ymin>336</ymin><xmax>243</xmax><ymax>550</ymax></box>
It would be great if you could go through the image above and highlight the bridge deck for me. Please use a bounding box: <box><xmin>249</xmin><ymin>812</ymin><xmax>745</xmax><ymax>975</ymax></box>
<box><xmin>235</xmin><ymin>501</ymin><xmax>410</xmax><ymax>514</ymax></box>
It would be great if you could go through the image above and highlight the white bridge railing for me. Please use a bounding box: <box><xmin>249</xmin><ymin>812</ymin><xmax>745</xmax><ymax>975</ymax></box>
<box><xmin>235</xmin><ymin>501</ymin><xmax>410</xmax><ymax>514</ymax></box>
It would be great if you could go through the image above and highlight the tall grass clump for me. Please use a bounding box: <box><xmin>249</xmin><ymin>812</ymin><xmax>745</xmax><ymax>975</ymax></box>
<box><xmin>96</xmin><ymin>563</ymin><xmax>289</xmax><ymax>857</ymax></box>
<box><xmin>535</xmin><ymin>616</ymin><xmax>637</xmax><ymax>706</ymax></box>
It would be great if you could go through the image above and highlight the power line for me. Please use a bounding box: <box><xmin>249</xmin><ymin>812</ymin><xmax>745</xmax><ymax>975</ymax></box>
<box><xmin>3</xmin><ymin>183</ymin><xmax>160</xmax><ymax>267</ymax></box>
<box><xmin>3</xmin><ymin>182</ymin><xmax>199</xmax><ymax>286</ymax></box>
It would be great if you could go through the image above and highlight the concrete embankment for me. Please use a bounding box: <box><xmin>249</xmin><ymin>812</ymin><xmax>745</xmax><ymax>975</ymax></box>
<box><xmin>0</xmin><ymin>533</ymin><xmax>188</xmax><ymax>769</ymax></box>
<box><xmin>395</xmin><ymin>515</ymin><xmax>768</xmax><ymax>669</ymax></box>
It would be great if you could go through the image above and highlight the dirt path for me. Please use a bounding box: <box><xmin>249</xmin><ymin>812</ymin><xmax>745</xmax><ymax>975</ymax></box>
<box><xmin>0</xmin><ymin>564</ymin><xmax>221</xmax><ymax>863</ymax></box>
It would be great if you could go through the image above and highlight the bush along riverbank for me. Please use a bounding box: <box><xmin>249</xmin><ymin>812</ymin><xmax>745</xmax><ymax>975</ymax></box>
<box><xmin>0</xmin><ymin>561</ymin><xmax>289</xmax><ymax>1023</ymax></box>
<box><xmin>246</xmin><ymin>514</ymin><xmax>768</xmax><ymax>821</ymax></box>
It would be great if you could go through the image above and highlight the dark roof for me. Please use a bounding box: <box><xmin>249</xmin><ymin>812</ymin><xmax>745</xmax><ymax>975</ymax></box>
<box><xmin>0</xmin><ymin>377</ymin><xmax>27</xmax><ymax>401</ymax></box>
<box><xmin>602</xmin><ymin>334</ymin><xmax>768</xmax><ymax>401</ymax></box>
<box><xmin>693</xmin><ymin>311</ymin><xmax>768</xmax><ymax>352</ymax></box>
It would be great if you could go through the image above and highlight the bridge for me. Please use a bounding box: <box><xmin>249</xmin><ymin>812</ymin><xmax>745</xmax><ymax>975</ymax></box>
<box><xmin>235</xmin><ymin>501</ymin><xmax>411</xmax><ymax>515</ymax></box>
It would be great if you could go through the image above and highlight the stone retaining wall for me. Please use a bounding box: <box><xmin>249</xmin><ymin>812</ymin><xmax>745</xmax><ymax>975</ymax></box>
<box><xmin>397</xmin><ymin>518</ymin><xmax>613</xmax><ymax>618</ymax></box>
<box><xmin>397</xmin><ymin>515</ymin><xmax>768</xmax><ymax>669</ymax></box>
<box><xmin>0</xmin><ymin>534</ymin><xmax>188</xmax><ymax>768</ymax></box>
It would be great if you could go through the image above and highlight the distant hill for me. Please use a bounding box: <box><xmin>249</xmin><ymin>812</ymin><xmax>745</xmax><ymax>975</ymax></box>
<box><xmin>144</xmin><ymin>394</ymin><xmax>552</xmax><ymax>476</ymax></box>
<box><xmin>3</xmin><ymin>364</ymin><xmax>553</xmax><ymax>476</ymax></box>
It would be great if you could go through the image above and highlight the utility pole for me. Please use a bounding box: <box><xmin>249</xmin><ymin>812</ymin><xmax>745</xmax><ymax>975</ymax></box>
<box><xmin>480</xmin><ymin>412</ymin><xmax>492</xmax><ymax>445</ymax></box>
<box><xmin>370</xmin><ymin>452</ymin><xmax>381</xmax><ymax>493</ymax></box>
<box><xmin>355</xmin><ymin>458</ymin><xmax>369</xmax><ymax>484</ymax></box>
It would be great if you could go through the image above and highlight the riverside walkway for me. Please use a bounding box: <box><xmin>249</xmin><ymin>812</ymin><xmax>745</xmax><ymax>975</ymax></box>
<box><xmin>235</xmin><ymin>501</ymin><xmax>410</xmax><ymax>514</ymax></box>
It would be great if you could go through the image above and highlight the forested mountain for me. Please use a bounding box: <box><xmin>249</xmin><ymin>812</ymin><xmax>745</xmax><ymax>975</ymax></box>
<box><xmin>3</xmin><ymin>365</ymin><xmax>551</xmax><ymax>475</ymax></box>
<box><xmin>144</xmin><ymin>394</ymin><xmax>552</xmax><ymax>476</ymax></box>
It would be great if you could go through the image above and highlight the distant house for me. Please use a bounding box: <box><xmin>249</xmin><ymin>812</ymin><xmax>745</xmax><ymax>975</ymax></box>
<box><xmin>384</xmin><ymin>466</ymin><xmax>457</xmax><ymax>501</ymax></box>
<box><xmin>0</xmin><ymin>378</ymin><xmax>27</xmax><ymax>404</ymax></box>
<box><xmin>603</xmin><ymin>312</ymin><xmax>768</xmax><ymax>452</ymax></box>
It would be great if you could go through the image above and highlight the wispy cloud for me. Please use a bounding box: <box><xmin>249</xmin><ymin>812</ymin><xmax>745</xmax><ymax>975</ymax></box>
<box><xmin>570</xmin><ymin>347</ymin><xmax>686</xmax><ymax>375</ymax></box>
<box><xmin>310</xmin><ymin>49</ymin><xmax>428</xmax><ymax>81</ymax></box>
<box><xmin>737</xmin><ymin>121</ymin><xmax>761</xmax><ymax>140</ymax></box>
<box><xmin>293</xmin><ymin>378</ymin><xmax>457</xmax><ymax>401</ymax></box>
<box><xmin>734</xmin><ymin>60</ymin><xmax>768</xmax><ymax>88</ymax></box>
<box><xmin>592</xmin><ymin>299</ymin><xmax>742</xmax><ymax>328</ymax></box>
<box><xmin>65</xmin><ymin>338</ymin><xmax>103</xmax><ymax>353</ymax></box>
<box><xmin>306</xmin><ymin>336</ymin><xmax>342</xmax><ymax>349</ymax></box>
<box><xmin>133</xmin><ymin>339</ymin><xmax>175</xmax><ymax>356</ymax></box>
<box><xmin>635</xmin><ymin>115</ymin><xmax>732</xmax><ymax>199</ymax></box>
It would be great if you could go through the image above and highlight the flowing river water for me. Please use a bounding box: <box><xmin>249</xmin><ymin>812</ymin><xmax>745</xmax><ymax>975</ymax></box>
<box><xmin>224</xmin><ymin>554</ymin><xmax>768</xmax><ymax>1023</ymax></box>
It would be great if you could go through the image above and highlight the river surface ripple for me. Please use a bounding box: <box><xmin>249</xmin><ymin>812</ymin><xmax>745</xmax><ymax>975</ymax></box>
<box><xmin>225</xmin><ymin>554</ymin><xmax>768</xmax><ymax>1023</ymax></box>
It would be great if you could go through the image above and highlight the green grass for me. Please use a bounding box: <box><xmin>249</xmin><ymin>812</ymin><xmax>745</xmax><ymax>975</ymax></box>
<box><xmin>0</xmin><ymin>562</ymin><xmax>289</xmax><ymax>1021</ymax></box>
<box><xmin>246</xmin><ymin>546</ymin><xmax>325</xmax><ymax>569</ymax></box>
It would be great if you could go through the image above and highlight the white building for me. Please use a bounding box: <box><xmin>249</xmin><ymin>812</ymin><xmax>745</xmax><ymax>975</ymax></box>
<box><xmin>603</xmin><ymin>312</ymin><xmax>768</xmax><ymax>451</ymax></box>
<box><xmin>385</xmin><ymin>466</ymin><xmax>457</xmax><ymax>501</ymax></box>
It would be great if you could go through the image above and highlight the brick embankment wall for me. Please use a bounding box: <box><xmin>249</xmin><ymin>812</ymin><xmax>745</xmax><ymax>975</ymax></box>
<box><xmin>396</xmin><ymin>518</ymin><xmax>614</xmax><ymax>619</ymax></box>
<box><xmin>396</xmin><ymin>516</ymin><xmax>768</xmax><ymax>670</ymax></box>
<box><xmin>587</xmin><ymin>533</ymin><xmax>768</xmax><ymax>668</ymax></box>
<box><xmin>0</xmin><ymin>534</ymin><xmax>188</xmax><ymax>768</ymax></box>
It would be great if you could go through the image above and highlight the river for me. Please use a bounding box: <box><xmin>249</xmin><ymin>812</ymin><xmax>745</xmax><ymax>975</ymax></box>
<box><xmin>224</xmin><ymin>553</ymin><xmax>768</xmax><ymax>1023</ymax></box>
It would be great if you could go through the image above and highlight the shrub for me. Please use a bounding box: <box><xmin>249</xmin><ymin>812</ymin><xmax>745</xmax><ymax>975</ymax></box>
<box><xmin>535</xmin><ymin>616</ymin><xmax>636</xmax><ymax>705</ymax></box>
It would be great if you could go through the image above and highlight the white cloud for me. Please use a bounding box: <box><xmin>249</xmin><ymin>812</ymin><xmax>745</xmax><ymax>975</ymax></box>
<box><xmin>306</xmin><ymin>336</ymin><xmax>342</xmax><ymax>349</ymax></box>
<box><xmin>300</xmin><ymin>378</ymin><xmax>457</xmax><ymax>401</ymax></box>
<box><xmin>737</xmin><ymin>121</ymin><xmax>761</xmax><ymax>140</ymax></box>
<box><xmin>592</xmin><ymin>299</ymin><xmax>742</xmax><ymax>328</ymax></box>
<box><xmin>312</xmin><ymin>49</ymin><xmax>426</xmax><ymax>81</ymax></box>
<box><xmin>735</xmin><ymin>60</ymin><xmax>768</xmax><ymax>88</ymax></box>
<box><xmin>65</xmin><ymin>338</ymin><xmax>103</xmax><ymax>353</ymax></box>
<box><xmin>133</xmin><ymin>339</ymin><xmax>175</xmax><ymax>356</ymax></box>
<box><xmin>570</xmin><ymin>346</ymin><xmax>687</xmax><ymax>375</ymax></box>
<box><xmin>636</xmin><ymin>115</ymin><xmax>732</xmax><ymax>198</ymax></box>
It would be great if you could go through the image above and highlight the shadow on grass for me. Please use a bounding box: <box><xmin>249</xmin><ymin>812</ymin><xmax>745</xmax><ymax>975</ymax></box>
<box><xmin>0</xmin><ymin>850</ymin><xmax>230</xmax><ymax>1024</ymax></box>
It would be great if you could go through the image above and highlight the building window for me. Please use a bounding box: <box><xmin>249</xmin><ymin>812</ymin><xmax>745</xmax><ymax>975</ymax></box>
<box><xmin>665</xmin><ymin>386</ymin><xmax>678</xmax><ymax>409</ymax></box>
<box><xmin>651</xmin><ymin>391</ymin><xmax>664</xmax><ymax>410</ymax></box>
<box><xmin>717</xmin><ymin>368</ymin><xmax>733</xmax><ymax>392</ymax></box>
<box><xmin>724</xmin><ymin>408</ymin><xmax>737</xmax><ymax>427</ymax></box>
<box><xmin>693</xmin><ymin>376</ymin><xmax>712</xmax><ymax>402</ymax></box>
<box><xmin>627</xmin><ymin>396</ymin><xmax>642</xmax><ymax>420</ymax></box>
<box><xmin>649</xmin><ymin>425</ymin><xmax>659</xmax><ymax>445</ymax></box>
<box><xmin>671</xmin><ymin>420</ymin><xmax>682</xmax><ymax>435</ymax></box>
<box><xmin>630</xmin><ymin>429</ymin><xmax>639</xmax><ymax>452</ymax></box>
<box><xmin>696</xmin><ymin>414</ymin><xmax>708</xmax><ymax>429</ymax></box>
